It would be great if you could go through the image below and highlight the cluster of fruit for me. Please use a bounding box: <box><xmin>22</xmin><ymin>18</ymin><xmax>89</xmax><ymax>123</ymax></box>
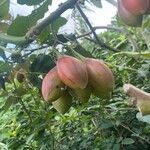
<box><xmin>42</xmin><ymin>55</ymin><xmax>115</xmax><ymax>114</ymax></box>
<box><xmin>118</xmin><ymin>0</ymin><xmax>150</xmax><ymax>27</ymax></box>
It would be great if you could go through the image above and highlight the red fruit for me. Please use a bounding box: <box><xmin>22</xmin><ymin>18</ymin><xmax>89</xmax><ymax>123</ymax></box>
<box><xmin>85</xmin><ymin>58</ymin><xmax>115</xmax><ymax>99</ymax></box>
<box><xmin>57</xmin><ymin>55</ymin><xmax>88</xmax><ymax>89</ymax></box>
<box><xmin>52</xmin><ymin>92</ymin><xmax>72</xmax><ymax>114</ymax></box>
<box><xmin>118</xmin><ymin>0</ymin><xmax>143</xmax><ymax>27</ymax></box>
<box><xmin>122</xmin><ymin>0</ymin><xmax>149</xmax><ymax>15</ymax></box>
<box><xmin>42</xmin><ymin>67</ymin><xmax>65</xmax><ymax>102</ymax></box>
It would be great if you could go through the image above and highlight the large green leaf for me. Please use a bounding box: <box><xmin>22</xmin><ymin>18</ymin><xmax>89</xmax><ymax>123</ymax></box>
<box><xmin>30</xmin><ymin>54</ymin><xmax>55</xmax><ymax>73</ymax></box>
<box><xmin>38</xmin><ymin>17</ymin><xmax>67</xmax><ymax>44</ymax></box>
<box><xmin>0</xmin><ymin>76</ymin><xmax>5</xmax><ymax>90</ymax></box>
<box><xmin>121</xmin><ymin>138</ymin><xmax>135</xmax><ymax>145</ymax></box>
<box><xmin>7</xmin><ymin>0</ymin><xmax>52</xmax><ymax>36</ymax></box>
<box><xmin>17</xmin><ymin>0</ymin><xmax>45</xmax><ymax>6</ymax></box>
<box><xmin>0</xmin><ymin>61</ymin><xmax>11</xmax><ymax>73</ymax></box>
<box><xmin>0</xmin><ymin>0</ymin><xmax>10</xmax><ymax>18</ymax></box>
<box><xmin>52</xmin><ymin>17</ymin><xmax>67</xmax><ymax>33</ymax></box>
<box><xmin>90</xmin><ymin>0</ymin><xmax>102</xmax><ymax>8</ymax></box>
<box><xmin>113</xmin><ymin>51</ymin><xmax>150</xmax><ymax>60</ymax></box>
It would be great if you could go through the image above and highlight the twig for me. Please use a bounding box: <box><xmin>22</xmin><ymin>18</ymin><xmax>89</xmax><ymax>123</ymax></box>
<box><xmin>23</xmin><ymin>46</ymin><xmax>49</xmax><ymax>57</ymax></box>
<box><xmin>76</xmin><ymin>3</ymin><xmax>118</xmax><ymax>52</ymax></box>
<box><xmin>26</xmin><ymin>0</ymin><xmax>78</xmax><ymax>41</ymax></box>
<box><xmin>77</xmin><ymin>26</ymin><xmax>138</xmax><ymax>51</ymax></box>
<box><xmin>19</xmin><ymin>98</ymin><xmax>33</xmax><ymax>123</ymax></box>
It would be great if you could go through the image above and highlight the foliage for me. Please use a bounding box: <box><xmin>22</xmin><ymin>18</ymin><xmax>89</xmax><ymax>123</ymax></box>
<box><xmin>0</xmin><ymin>0</ymin><xmax>150</xmax><ymax>149</ymax></box>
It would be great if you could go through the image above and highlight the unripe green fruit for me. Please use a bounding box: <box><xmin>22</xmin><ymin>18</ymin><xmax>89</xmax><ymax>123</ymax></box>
<box><xmin>122</xmin><ymin>0</ymin><xmax>149</xmax><ymax>15</ymax></box>
<box><xmin>52</xmin><ymin>92</ymin><xmax>72</xmax><ymax>114</ymax></box>
<box><xmin>137</xmin><ymin>99</ymin><xmax>150</xmax><ymax>115</ymax></box>
<box><xmin>57</xmin><ymin>55</ymin><xmax>88</xmax><ymax>89</ymax></box>
<box><xmin>74</xmin><ymin>85</ymin><xmax>91</xmax><ymax>103</ymax></box>
<box><xmin>42</xmin><ymin>67</ymin><xmax>65</xmax><ymax>102</ymax></box>
<box><xmin>118</xmin><ymin>0</ymin><xmax>143</xmax><ymax>27</ymax></box>
<box><xmin>85</xmin><ymin>58</ymin><xmax>115</xmax><ymax>99</ymax></box>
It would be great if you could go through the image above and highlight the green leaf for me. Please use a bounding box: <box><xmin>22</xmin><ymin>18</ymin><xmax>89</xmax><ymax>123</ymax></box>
<box><xmin>72</xmin><ymin>45</ymin><xmax>93</xmax><ymax>58</ymax></box>
<box><xmin>0</xmin><ymin>0</ymin><xmax>10</xmax><ymax>18</ymax></box>
<box><xmin>0</xmin><ymin>96</ymin><xmax>18</xmax><ymax>113</ymax></box>
<box><xmin>0</xmin><ymin>142</ymin><xmax>8</xmax><ymax>150</ymax></box>
<box><xmin>30</xmin><ymin>54</ymin><xmax>55</xmax><ymax>73</ymax></box>
<box><xmin>112</xmin><ymin>144</ymin><xmax>120</xmax><ymax>150</ymax></box>
<box><xmin>7</xmin><ymin>16</ymin><xmax>29</xmax><ymax>36</ymax></box>
<box><xmin>38</xmin><ymin>26</ymin><xmax>51</xmax><ymax>43</ymax></box>
<box><xmin>26</xmin><ymin>133</ymin><xmax>35</xmax><ymax>144</ymax></box>
<box><xmin>52</xmin><ymin>17</ymin><xmax>67</xmax><ymax>33</ymax></box>
<box><xmin>17</xmin><ymin>0</ymin><xmax>47</xmax><ymax>6</ymax></box>
<box><xmin>100</xmin><ymin>120</ymin><xmax>114</xmax><ymax>129</ymax></box>
<box><xmin>7</xmin><ymin>0</ymin><xmax>52</xmax><ymax>36</ymax></box>
<box><xmin>0</xmin><ymin>22</ymin><xmax>9</xmax><ymax>32</ymax></box>
<box><xmin>121</xmin><ymin>138</ymin><xmax>135</xmax><ymax>145</ymax></box>
<box><xmin>0</xmin><ymin>61</ymin><xmax>11</xmax><ymax>73</ymax></box>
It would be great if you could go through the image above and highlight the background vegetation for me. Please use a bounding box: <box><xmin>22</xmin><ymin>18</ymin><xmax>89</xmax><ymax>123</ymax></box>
<box><xmin>0</xmin><ymin>0</ymin><xmax>150</xmax><ymax>149</ymax></box>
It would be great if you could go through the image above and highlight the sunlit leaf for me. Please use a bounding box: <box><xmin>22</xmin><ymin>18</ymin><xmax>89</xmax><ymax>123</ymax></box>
<box><xmin>0</xmin><ymin>0</ymin><xmax>10</xmax><ymax>19</ymax></box>
<box><xmin>17</xmin><ymin>0</ymin><xmax>48</xmax><ymax>6</ymax></box>
<box><xmin>121</xmin><ymin>138</ymin><xmax>135</xmax><ymax>145</ymax></box>
<box><xmin>7</xmin><ymin>0</ymin><xmax>52</xmax><ymax>36</ymax></box>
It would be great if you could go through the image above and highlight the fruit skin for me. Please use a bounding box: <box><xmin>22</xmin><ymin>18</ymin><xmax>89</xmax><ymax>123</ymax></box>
<box><xmin>57</xmin><ymin>55</ymin><xmax>88</xmax><ymax>89</ymax></box>
<box><xmin>52</xmin><ymin>92</ymin><xmax>72</xmax><ymax>114</ymax></box>
<box><xmin>122</xmin><ymin>0</ymin><xmax>149</xmax><ymax>15</ymax></box>
<box><xmin>118</xmin><ymin>0</ymin><xmax>143</xmax><ymax>27</ymax></box>
<box><xmin>137</xmin><ymin>99</ymin><xmax>150</xmax><ymax>116</ymax></box>
<box><xmin>74</xmin><ymin>85</ymin><xmax>91</xmax><ymax>103</ymax></box>
<box><xmin>42</xmin><ymin>67</ymin><xmax>65</xmax><ymax>102</ymax></box>
<box><xmin>85</xmin><ymin>58</ymin><xmax>115</xmax><ymax>99</ymax></box>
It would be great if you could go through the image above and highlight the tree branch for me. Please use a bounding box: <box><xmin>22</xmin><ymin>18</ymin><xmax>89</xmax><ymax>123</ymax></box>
<box><xmin>76</xmin><ymin>3</ymin><xmax>118</xmax><ymax>52</ymax></box>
